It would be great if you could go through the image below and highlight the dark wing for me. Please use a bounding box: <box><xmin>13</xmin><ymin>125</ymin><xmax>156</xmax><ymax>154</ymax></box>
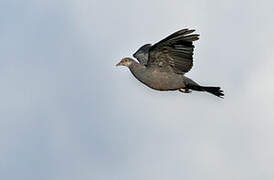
<box><xmin>133</xmin><ymin>44</ymin><xmax>152</xmax><ymax>65</ymax></box>
<box><xmin>147</xmin><ymin>29</ymin><xmax>199</xmax><ymax>74</ymax></box>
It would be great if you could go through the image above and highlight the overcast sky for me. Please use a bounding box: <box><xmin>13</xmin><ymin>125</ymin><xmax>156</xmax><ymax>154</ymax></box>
<box><xmin>1</xmin><ymin>0</ymin><xmax>274</xmax><ymax>180</ymax></box>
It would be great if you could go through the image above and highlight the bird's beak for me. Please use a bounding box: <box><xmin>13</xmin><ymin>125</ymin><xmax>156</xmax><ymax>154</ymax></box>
<box><xmin>116</xmin><ymin>61</ymin><xmax>122</xmax><ymax>66</ymax></box>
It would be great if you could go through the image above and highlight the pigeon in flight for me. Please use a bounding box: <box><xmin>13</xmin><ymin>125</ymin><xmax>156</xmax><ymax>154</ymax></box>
<box><xmin>116</xmin><ymin>29</ymin><xmax>224</xmax><ymax>98</ymax></box>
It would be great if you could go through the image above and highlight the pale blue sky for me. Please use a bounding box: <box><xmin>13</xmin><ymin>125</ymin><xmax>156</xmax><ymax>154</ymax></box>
<box><xmin>1</xmin><ymin>0</ymin><xmax>274</xmax><ymax>180</ymax></box>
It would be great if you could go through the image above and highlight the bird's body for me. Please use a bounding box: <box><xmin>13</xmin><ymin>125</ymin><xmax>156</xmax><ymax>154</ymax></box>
<box><xmin>116</xmin><ymin>29</ymin><xmax>224</xmax><ymax>98</ymax></box>
<box><xmin>129</xmin><ymin>61</ymin><xmax>187</xmax><ymax>91</ymax></box>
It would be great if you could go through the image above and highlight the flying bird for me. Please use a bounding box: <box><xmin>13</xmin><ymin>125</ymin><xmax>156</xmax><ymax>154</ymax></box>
<box><xmin>116</xmin><ymin>29</ymin><xmax>224</xmax><ymax>98</ymax></box>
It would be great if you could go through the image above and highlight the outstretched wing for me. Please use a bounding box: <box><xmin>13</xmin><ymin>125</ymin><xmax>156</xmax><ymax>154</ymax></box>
<box><xmin>147</xmin><ymin>29</ymin><xmax>199</xmax><ymax>74</ymax></box>
<box><xmin>133</xmin><ymin>44</ymin><xmax>152</xmax><ymax>65</ymax></box>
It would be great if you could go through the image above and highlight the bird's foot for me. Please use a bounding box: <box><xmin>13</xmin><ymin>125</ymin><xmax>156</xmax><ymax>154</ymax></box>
<box><xmin>179</xmin><ymin>88</ymin><xmax>191</xmax><ymax>93</ymax></box>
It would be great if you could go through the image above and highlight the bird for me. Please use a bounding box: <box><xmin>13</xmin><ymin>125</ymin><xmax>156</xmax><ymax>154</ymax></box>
<box><xmin>116</xmin><ymin>29</ymin><xmax>224</xmax><ymax>98</ymax></box>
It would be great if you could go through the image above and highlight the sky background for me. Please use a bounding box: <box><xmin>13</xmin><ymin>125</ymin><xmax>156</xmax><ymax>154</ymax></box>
<box><xmin>1</xmin><ymin>0</ymin><xmax>274</xmax><ymax>180</ymax></box>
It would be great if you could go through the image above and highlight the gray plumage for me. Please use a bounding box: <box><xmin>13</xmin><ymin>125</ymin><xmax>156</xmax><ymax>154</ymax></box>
<box><xmin>133</xmin><ymin>44</ymin><xmax>152</xmax><ymax>65</ymax></box>
<box><xmin>116</xmin><ymin>29</ymin><xmax>224</xmax><ymax>98</ymax></box>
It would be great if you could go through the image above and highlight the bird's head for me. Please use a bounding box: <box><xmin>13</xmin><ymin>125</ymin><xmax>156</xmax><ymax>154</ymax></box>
<box><xmin>116</xmin><ymin>57</ymin><xmax>135</xmax><ymax>67</ymax></box>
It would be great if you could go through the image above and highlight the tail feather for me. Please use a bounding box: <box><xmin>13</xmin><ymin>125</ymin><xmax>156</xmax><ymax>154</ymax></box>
<box><xmin>187</xmin><ymin>85</ymin><xmax>224</xmax><ymax>98</ymax></box>
<box><xmin>201</xmin><ymin>86</ymin><xmax>224</xmax><ymax>98</ymax></box>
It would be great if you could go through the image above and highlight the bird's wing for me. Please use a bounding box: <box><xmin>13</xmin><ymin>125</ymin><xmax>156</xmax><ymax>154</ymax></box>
<box><xmin>133</xmin><ymin>44</ymin><xmax>152</xmax><ymax>65</ymax></box>
<box><xmin>147</xmin><ymin>29</ymin><xmax>199</xmax><ymax>74</ymax></box>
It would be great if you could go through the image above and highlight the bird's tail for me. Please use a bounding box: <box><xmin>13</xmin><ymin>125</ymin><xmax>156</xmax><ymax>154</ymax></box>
<box><xmin>187</xmin><ymin>84</ymin><xmax>224</xmax><ymax>98</ymax></box>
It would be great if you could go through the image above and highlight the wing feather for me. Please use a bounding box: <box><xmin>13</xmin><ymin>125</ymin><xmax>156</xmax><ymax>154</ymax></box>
<box><xmin>133</xmin><ymin>44</ymin><xmax>152</xmax><ymax>65</ymax></box>
<box><xmin>147</xmin><ymin>29</ymin><xmax>199</xmax><ymax>74</ymax></box>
